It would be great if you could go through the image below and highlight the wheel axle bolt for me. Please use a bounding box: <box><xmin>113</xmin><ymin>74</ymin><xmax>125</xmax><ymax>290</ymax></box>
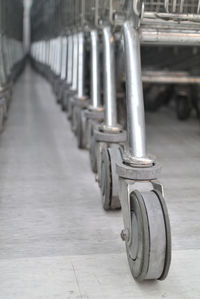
<box><xmin>121</xmin><ymin>229</ymin><xmax>129</xmax><ymax>241</ymax></box>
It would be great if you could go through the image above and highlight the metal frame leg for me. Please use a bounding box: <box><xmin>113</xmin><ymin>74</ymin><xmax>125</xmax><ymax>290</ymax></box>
<box><xmin>71</xmin><ymin>33</ymin><xmax>78</xmax><ymax>92</ymax></box>
<box><xmin>66</xmin><ymin>35</ymin><xmax>73</xmax><ymax>87</ymax></box>
<box><xmin>123</xmin><ymin>20</ymin><xmax>146</xmax><ymax>159</ymax></box>
<box><xmin>90</xmin><ymin>30</ymin><xmax>101</xmax><ymax>109</ymax></box>
<box><xmin>77</xmin><ymin>32</ymin><xmax>85</xmax><ymax>98</ymax></box>
<box><xmin>102</xmin><ymin>26</ymin><xmax>118</xmax><ymax>129</ymax></box>
<box><xmin>60</xmin><ymin>36</ymin><xmax>67</xmax><ymax>81</ymax></box>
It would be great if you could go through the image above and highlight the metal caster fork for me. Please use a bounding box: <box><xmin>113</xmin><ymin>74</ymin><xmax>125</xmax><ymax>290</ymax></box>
<box><xmin>117</xmin><ymin>163</ymin><xmax>171</xmax><ymax>281</ymax></box>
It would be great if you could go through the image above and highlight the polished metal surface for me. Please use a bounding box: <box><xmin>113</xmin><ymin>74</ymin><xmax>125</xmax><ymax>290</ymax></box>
<box><xmin>60</xmin><ymin>37</ymin><xmax>67</xmax><ymax>81</ymax></box>
<box><xmin>66</xmin><ymin>35</ymin><xmax>73</xmax><ymax>86</ymax></box>
<box><xmin>123</xmin><ymin>21</ymin><xmax>146</xmax><ymax>159</ymax></box>
<box><xmin>102</xmin><ymin>26</ymin><xmax>117</xmax><ymax>128</ymax></box>
<box><xmin>77</xmin><ymin>32</ymin><xmax>85</xmax><ymax>98</ymax></box>
<box><xmin>140</xmin><ymin>29</ymin><xmax>200</xmax><ymax>45</ymax></box>
<box><xmin>90</xmin><ymin>30</ymin><xmax>101</xmax><ymax>109</ymax></box>
<box><xmin>72</xmin><ymin>34</ymin><xmax>78</xmax><ymax>91</ymax></box>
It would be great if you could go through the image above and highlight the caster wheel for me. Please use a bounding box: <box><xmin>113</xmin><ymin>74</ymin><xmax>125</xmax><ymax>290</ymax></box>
<box><xmin>77</xmin><ymin>109</ymin><xmax>87</xmax><ymax>149</ymax></box>
<box><xmin>67</xmin><ymin>97</ymin><xmax>73</xmax><ymax>121</ymax></box>
<box><xmin>57</xmin><ymin>95</ymin><xmax>61</xmax><ymax>105</ymax></box>
<box><xmin>72</xmin><ymin>106</ymin><xmax>78</xmax><ymax>134</ymax></box>
<box><xmin>176</xmin><ymin>95</ymin><xmax>191</xmax><ymax>120</ymax></box>
<box><xmin>89</xmin><ymin>122</ymin><xmax>98</xmax><ymax>173</ymax></box>
<box><xmin>125</xmin><ymin>190</ymin><xmax>171</xmax><ymax>281</ymax></box>
<box><xmin>100</xmin><ymin>147</ymin><xmax>121</xmax><ymax>210</ymax></box>
<box><xmin>144</xmin><ymin>86</ymin><xmax>162</xmax><ymax>112</ymax></box>
<box><xmin>62</xmin><ymin>91</ymin><xmax>68</xmax><ymax>111</ymax></box>
<box><xmin>3</xmin><ymin>99</ymin><xmax>8</xmax><ymax>121</ymax></box>
<box><xmin>61</xmin><ymin>101</ymin><xmax>66</xmax><ymax>111</ymax></box>
<box><xmin>0</xmin><ymin>106</ymin><xmax>4</xmax><ymax>133</ymax></box>
<box><xmin>194</xmin><ymin>98</ymin><xmax>200</xmax><ymax>120</ymax></box>
<box><xmin>89</xmin><ymin>125</ymin><xmax>97</xmax><ymax>173</ymax></box>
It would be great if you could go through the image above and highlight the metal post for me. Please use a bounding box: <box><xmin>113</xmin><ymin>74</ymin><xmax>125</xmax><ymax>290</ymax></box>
<box><xmin>67</xmin><ymin>35</ymin><xmax>73</xmax><ymax>86</ymax></box>
<box><xmin>77</xmin><ymin>32</ymin><xmax>85</xmax><ymax>98</ymax></box>
<box><xmin>102</xmin><ymin>26</ymin><xmax>117</xmax><ymax>128</ymax></box>
<box><xmin>55</xmin><ymin>37</ymin><xmax>61</xmax><ymax>76</ymax></box>
<box><xmin>45</xmin><ymin>40</ymin><xmax>49</xmax><ymax>66</ymax></box>
<box><xmin>52</xmin><ymin>39</ymin><xmax>57</xmax><ymax>73</ymax></box>
<box><xmin>48</xmin><ymin>40</ymin><xmax>52</xmax><ymax>68</ymax></box>
<box><xmin>90</xmin><ymin>30</ymin><xmax>101</xmax><ymax>109</ymax></box>
<box><xmin>123</xmin><ymin>20</ymin><xmax>146</xmax><ymax>159</ymax></box>
<box><xmin>61</xmin><ymin>37</ymin><xmax>67</xmax><ymax>80</ymax></box>
<box><xmin>72</xmin><ymin>33</ymin><xmax>78</xmax><ymax>91</ymax></box>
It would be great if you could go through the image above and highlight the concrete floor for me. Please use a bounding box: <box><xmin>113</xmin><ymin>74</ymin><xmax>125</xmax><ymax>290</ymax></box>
<box><xmin>0</xmin><ymin>67</ymin><xmax>200</xmax><ymax>298</ymax></box>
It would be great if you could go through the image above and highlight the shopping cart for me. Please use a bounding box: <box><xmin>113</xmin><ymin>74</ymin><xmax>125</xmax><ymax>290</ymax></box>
<box><xmin>114</xmin><ymin>0</ymin><xmax>200</xmax><ymax>282</ymax></box>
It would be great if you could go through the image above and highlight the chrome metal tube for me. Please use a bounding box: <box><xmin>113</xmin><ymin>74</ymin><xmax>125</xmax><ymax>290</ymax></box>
<box><xmin>123</xmin><ymin>21</ymin><xmax>146</xmax><ymax>158</ymax></box>
<box><xmin>45</xmin><ymin>40</ymin><xmax>49</xmax><ymax>66</ymax></box>
<box><xmin>42</xmin><ymin>41</ymin><xmax>45</xmax><ymax>64</ymax></box>
<box><xmin>77</xmin><ymin>32</ymin><xmax>85</xmax><ymax>98</ymax></box>
<box><xmin>141</xmin><ymin>29</ymin><xmax>200</xmax><ymax>46</ymax></box>
<box><xmin>61</xmin><ymin>37</ymin><xmax>67</xmax><ymax>80</ymax></box>
<box><xmin>54</xmin><ymin>39</ymin><xmax>58</xmax><ymax>73</ymax></box>
<box><xmin>55</xmin><ymin>37</ymin><xmax>62</xmax><ymax>76</ymax></box>
<box><xmin>48</xmin><ymin>40</ymin><xmax>52</xmax><ymax>67</ymax></box>
<box><xmin>0</xmin><ymin>35</ymin><xmax>7</xmax><ymax>85</ymax></box>
<box><xmin>53</xmin><ymin>39</ymin><xmax>57</xmax><ymax>73</ymax></box>
<box><xmin>90</xmin><ymin>30</ymin><xmax>101</xmax><ymax>109</ymax></box>
<box><xmin>72</xmin><ymin>34</ymin><xmax>78</xmax><ymax>91</ymax></box>
<box><xmin>67</xmin><ymin>35</ymin><xmax>73</xmax><ymax>86</ymax></box>
<box><xmin>50</xmin><ymin>40</ymin><xmax>54</xmax><ymax>69</ymax></box>
<box><xmin>102</xmin><ymin>26</ymin><xmax>117</xmax><ymax>127</ymax></box>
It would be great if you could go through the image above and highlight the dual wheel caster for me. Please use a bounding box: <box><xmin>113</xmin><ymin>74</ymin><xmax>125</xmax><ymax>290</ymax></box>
<box><xmin>76</xmin><ymin>107</ymin><xmax>104</xmax><ymax>150</ymax></box>
<box><xmin>76</xmin><ymin>108</ymin><xmax>88</xmax><ymax>149</ymax></box>
<box><xmin>175</xmin><ymin>94</ymin><xmax>191</xmax><ymax>121</ymax></box>
<box><xmin>0</xmin><ymin>99</ymin><xmax>8</xmax><ymax>132</ymax></box>
<box><xmin>175</xmin><ymin>86</ymin><xmax>200</xmax><ymax>121</ymax></box>
<box><xmin>90</xmin><ymin>126</ymin><xmax>126</xmax><ymax>210</ymax></box>
<box><xmin>0</xmin><ymin>87</ymin><xmax>12</xmax><ymax>132</ymax></box>
<box><xmin>52</xmin><ymin>76</ymin><xmax>62</xmax><ymax>96</ymax></box>
<box><xmin>71</xmin><ymin>97</ymin><xmax>89</xmax><ymax>135</ymax></box>
<box><xmin>0</xmin><ymin>103</ymin><xmax>5</xmax><ymax>132</ymax></box>
<box><xmin>100</xmin><ymin>145</ymin><xmax>123</xmax><ymax>210</ymax></box>
<box><xmin>59</xmin><ymin>85</ymin><xmax>71</xmax><ymax>111</ymax></box>
<box><xmin>117</xmin><ymin>161</ymin><xmax>171</xmax><ymax>281</ymax></box>
<box><xmin>56</xmin><ymin>81</ymin><xmax>67</xmax><ymax>105</ymax></box>
<box><xmin>62</xmin><ymin>89</ymin><xmax>76</xmax><ymax>113</ymax></box>
<box><xmin>67</xmin><ymin>91</ymin><xmax>78</xmax><ymax>121</ymax></box>
<box><xmin>144</xmin><ymin>84</ymin><xmax>195</xmax><ymax>121</ymax></box>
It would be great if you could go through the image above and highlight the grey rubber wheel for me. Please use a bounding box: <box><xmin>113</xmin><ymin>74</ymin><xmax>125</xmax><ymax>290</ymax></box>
<box><xmin>126</xmin><ymin>190</ymin><xmax>171</xmax><ymax>281</ymax></box>
<box><xmin>89</xmin><ymin>126</ymin><xmax>97</xmax><ymax>173</ymax></box>
<box><xmin>176</xmin><ymin>95</ymin><xmax>191</xmax><ymax>120</ymax></box>
<box><xmin>77</xmin><ymin>110</ymin><xmax>87</xmax><ymax>149</ymax></box>
<box><xmin>67</xmin><ymin>97</ymin><xmax>73</xmax><ymax>121</ymax></box>
<box><xmin>72</xmin><ymin>106</ymin><xmax>78</xmax><ymax>134</ymax></box>
<box><xmin>100</xmin><ymin>147</ymin><xmax>121</xmax><ymax>210</ymax></box>
<box><xmin>0</xmin><ymin>106</ymin><xmax>4</xmax><ymax>133</ymax></box>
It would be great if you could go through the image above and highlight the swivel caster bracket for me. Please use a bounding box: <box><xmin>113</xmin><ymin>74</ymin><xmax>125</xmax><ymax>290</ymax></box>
<box><xmin>93</xmin><ymin>127</ymin><xmax>127</xmax><ymax>210</ymax></box>
<box><xmin>117</xmin><ymin>162</ymin><xmax>171</xmax><ymax>281</ymax></box>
